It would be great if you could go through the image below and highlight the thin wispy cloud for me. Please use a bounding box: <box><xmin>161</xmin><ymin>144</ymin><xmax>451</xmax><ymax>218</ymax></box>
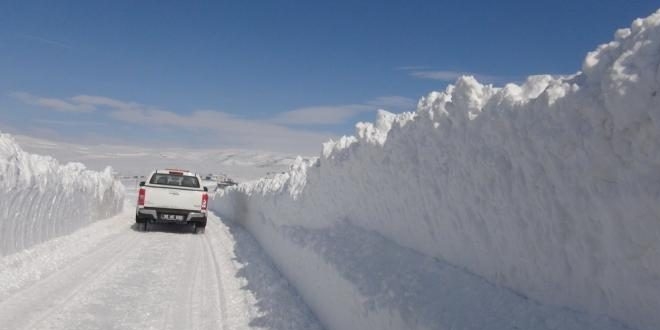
<box><xmin>395</xmin><ymin>65</ymin><xmax>429</xmax><ymax>71</ymax></box>
<box><xmin>15</xmin><ymin>33</ymin><xmax>73</xmax><ymax>50</ymax></box>
<box><xmin>399</xmin><ymin>67</ymin><xmax>507</xmax><ymax>84</ymax></box>
<box><xmin>366</xmin><ymin>96</ymin><xmax>416</xmax><ymax>110</ymax></box>
<box><xmin>108</xmin><ymin>107</ymin><xmax>331</xmax><ymax>152</ymax></box>
<box><xmin>3</xmin><ymin>94</ymin><xmax>316</xmax><ymax>152</ymax></box>
<box><xmin>70</xmin><ymin>95</ymin><xmax>142</xmax><ymax>110</ymax></box>
<box><xmin>410</xmin><ymin>70</ymin><xmax>468</xmax><ymax>81</ymax></box>
<box><xmin>11</xmin><ymin>92</ymin><xmax>95</xmax><ymax>113</ymax></box>
<box><xmin>14</xmin><ymin>92</ymin><xmax>415</xmax><ymax>126</ymax></box>
<box><xmin>11</xmin><ymin>92</ymin><xmax>417</xmax><ymax>153</ymax></box>
<box><xmin>273</xmin><ymin>105</ymin><xmax>372</xmax><ymax>125</ymax></box>
<box><xmin>273</xmin><ymin>96</ymin><xmax>416</xmax><ymax>125</ymax></box>
<box><xmin>410</xmin><ymin>70</ymin><xmax>503</xmax><ymax>83</ymax></box>
<box><xmin>35</xmin><ymin>119</ymin><xmax>109</xmax><ymax>127</ymax></box>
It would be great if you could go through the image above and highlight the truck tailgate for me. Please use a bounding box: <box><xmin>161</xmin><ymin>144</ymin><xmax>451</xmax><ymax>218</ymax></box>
<box><xmin>144</xmin><ymin>187</ymin><xmax>202</xmax><ymax>211</ymax></box>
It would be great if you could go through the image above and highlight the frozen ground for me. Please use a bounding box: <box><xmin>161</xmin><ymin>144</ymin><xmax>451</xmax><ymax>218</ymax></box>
<box><xmin>214</xmin><ymin>9</ymin><xmax>660</xmax><ymax>330</ymax></box>
<box><xmin>0</xmin><ymin>189</ymin><xmax>321</xmax><ymax>330</ymax></box>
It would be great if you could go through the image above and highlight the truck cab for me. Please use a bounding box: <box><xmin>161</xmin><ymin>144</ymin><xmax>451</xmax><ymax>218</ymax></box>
<box><xmin>135</xmin><ymin>169</ymin><xmax>208</xmax><ymax>233</ymax></box>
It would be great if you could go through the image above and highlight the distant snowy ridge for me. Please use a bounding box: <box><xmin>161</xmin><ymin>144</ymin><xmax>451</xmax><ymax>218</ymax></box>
<box><xmin>214</xmin><ymin>9</ymin><xmax>660</xmax><ymax>330</ymax></box>
<box><xmin>0</xmin><ymin>132</ymin><xmax>124</xmax><ymax>256</ymax></box>
<box><xmin>13</xmin><ymin>134</ymin><xmax>298</xmax><ymax>181</ymax></box>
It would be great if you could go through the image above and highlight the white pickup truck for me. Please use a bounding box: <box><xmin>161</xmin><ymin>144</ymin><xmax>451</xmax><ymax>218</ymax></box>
<box><xmin>135</xmin><ymin>169</ymin><xmax>208</xmax><ymax>234</ymax></box>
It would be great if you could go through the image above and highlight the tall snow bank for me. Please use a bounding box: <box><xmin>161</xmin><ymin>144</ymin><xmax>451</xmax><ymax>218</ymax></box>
<box><xmin>214</xmin><ymin>10</ymin><xmax>660</xmax><ymax>330</ymax></box>
<box><xmin>0</xmin><ymin>132</ymin><xmax>124</xmax><ymax>256</ymax></box>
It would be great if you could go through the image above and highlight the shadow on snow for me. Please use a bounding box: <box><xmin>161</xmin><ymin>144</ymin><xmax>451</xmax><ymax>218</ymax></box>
<box><xmin>219</xmin><ymin>217</ymin><xmax>324</xmax><ymax>330</ymax></box>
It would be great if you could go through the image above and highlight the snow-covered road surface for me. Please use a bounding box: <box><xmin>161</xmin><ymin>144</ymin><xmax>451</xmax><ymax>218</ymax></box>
<box><xmin>0</xmin><ymin>195</ymin><xmax>321</xmax><ymax>330</ymax></box>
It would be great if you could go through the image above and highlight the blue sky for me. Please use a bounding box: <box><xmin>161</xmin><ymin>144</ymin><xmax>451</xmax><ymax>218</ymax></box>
<box><xmin>0</xmin><ymin>0</ymin><xmax>658</xmax><ymax>154</ymax></box>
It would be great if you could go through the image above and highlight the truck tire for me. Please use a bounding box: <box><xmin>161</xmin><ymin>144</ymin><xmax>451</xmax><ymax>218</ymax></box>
<box><xmin>193</xmin><ymin>223</ymin><xmax>205</xmax><ymax>234</ymax></box>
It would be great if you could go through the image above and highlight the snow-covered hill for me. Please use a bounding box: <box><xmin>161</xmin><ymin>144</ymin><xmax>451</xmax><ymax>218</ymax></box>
<box><xmin>14</xmin><ymin>134</ymin><xmax>297</xmax><ymax>181</ymax></box>
<box><xmin>214</xmin><ymin>9</ymin><xmax>660</xmax><ymax>330</ymax></box>
<box><xmin>0</xmin><ymin>132</ymin><xmax>124</xmax><ymax>256</ymax></box>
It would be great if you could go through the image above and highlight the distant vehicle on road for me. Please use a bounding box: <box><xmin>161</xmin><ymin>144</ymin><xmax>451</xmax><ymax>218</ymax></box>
<box><xmin>135</xmin><ymin>169</ymin><xmax>208</xmax><ymax>234</ymax></box>
<box><xmin>216</xmin><ymin>178</ymin><xmax>239</xmax><ymax>190</ymax></box>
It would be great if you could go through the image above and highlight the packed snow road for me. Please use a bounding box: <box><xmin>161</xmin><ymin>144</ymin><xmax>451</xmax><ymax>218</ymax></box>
<box><xmin>0</xmin><ymin>193</ymin><xmax>321</xmax><ymax>330</ymax></box>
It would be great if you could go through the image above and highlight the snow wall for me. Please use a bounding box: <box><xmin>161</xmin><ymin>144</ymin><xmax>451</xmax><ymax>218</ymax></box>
<box><xmin>213</xmin><ymin>10</ymin><xmax>660</xmax><ymax>330</ymax></box>
<box><xmin>0</xmin><ymin>132</ymin><xmax>125</xmax><ymax>256</ymax></box>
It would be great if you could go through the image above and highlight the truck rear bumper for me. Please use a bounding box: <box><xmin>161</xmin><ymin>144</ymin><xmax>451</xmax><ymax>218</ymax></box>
<box><xmin>136</xmin><ymin>207</ymin><xmax>207</xmax><ymax>226</ymax></box>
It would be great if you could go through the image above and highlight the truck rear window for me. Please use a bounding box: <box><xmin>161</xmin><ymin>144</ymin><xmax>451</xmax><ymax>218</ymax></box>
<box><xmin>149</xmin><ymin>173</ymin><xmax>200</xmax><ymax>188</ymax></box>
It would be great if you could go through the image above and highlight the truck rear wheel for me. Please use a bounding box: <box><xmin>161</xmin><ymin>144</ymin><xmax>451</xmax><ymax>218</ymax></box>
<box><xmin>193</xmin><ymin>223</ymin><xmax>205</xmax><ymax>234</ymax></box>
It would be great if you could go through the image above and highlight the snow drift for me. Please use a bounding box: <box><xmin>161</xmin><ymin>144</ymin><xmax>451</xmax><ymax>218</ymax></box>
<box><xmin>0</xmin><ymin>132</ymin><xmax>124</xmax><ymax>256</ymax></box>
<box><xmin>214</xmin><ymin>10</ymin><xmax>660</xmax><ymax>330</ymax></box>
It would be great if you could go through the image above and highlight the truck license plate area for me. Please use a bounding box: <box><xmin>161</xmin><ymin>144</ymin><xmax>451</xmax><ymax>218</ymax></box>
<box><xmin>161</xmin><ymin>214</ymin><xmax>184</xmax><ymax>221</ymax></box>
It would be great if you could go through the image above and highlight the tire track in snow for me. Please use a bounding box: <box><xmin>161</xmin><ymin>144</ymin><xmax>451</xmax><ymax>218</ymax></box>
<box><xmin>0</xmin><ymin>228</ymin><xmax>141</xmax><ymax>329</ymax></box>
<box><xmin>163</xmin><ymin>231</ymin><xmax>203</xmax><ymax>330</ymax></box>
<box><xmin>185</xmin><ymin>237</ymin><xmax>204</xmax><ymax>330</ymax></box>
<box><xmin>201</xmin><ymin>225</ymin><xmax>229</xmax><ymax>330</ymax></box>
<box><xmin>21</xmin><ymin>234</ymin><xmax>141</xmax><ymax>329</ymax></box>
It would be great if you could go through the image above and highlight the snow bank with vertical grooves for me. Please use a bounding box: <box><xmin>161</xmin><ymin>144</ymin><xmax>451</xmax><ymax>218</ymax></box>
<box><xmin>214</xmin><ymin>10</ymin><xmax>660</xmax><ymax>330</ymax></box>
<box><xmin>0</xmin><ymin>132</ymin><xmax>124</xmax><ymax>256</ymax></box>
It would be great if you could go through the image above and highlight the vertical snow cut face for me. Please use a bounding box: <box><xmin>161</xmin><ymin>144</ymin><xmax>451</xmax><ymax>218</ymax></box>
<box><xmin>0</xmin><ymin>132</ymin><xmax>125</xmax><ymax>256</ymax></box>
<box><xmin>215</xmin><ymin>9</ymin><xmax>660</xmax><ymax>330</ymax></box>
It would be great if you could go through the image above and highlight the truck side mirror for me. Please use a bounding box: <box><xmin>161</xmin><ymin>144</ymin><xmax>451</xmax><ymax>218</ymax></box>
<box><xmin>139</xmin><ymin>181</ymin><xmax>145</xmax><ymax>187</ymax></box>
<box><xmin>203</xmin><ymin>186</ymin><xmax>208</xmax><ymax>192</ymax></box>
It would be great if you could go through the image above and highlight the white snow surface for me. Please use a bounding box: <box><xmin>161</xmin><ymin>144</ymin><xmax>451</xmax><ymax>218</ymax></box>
<box><xmin>0</xmin><ymin>132</ymin><xmax>124</xmax><ymax>256</ymax></box>
<box><xmin>214</xmin><ymin>10</ymin><xmax>660</xmax><ymax>330</ymax></box>
<box><xmin>0</xmin><ymin>189</ymin><xmax>322</xmax><ymax>330</ymax></box>
<box><xmin>13</xmin><ymin>134</ymin><xmax>297</xmax><ymax>181</ymax></box>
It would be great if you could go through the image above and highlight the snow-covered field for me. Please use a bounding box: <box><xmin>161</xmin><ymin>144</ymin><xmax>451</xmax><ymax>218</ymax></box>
<box><xmin>214</xmin><ymin>10</ymin><xmax>660</xmax><ymax>330</ymax></box>
<box><xmin>14</xmin><ymin>134</ymin><xmax>297</xmax><ymax>182</ymax></box>
<box><xmin>0</xmin><ymin>132</ymin><xmax>124</xmax><ymax>256</ymax></box>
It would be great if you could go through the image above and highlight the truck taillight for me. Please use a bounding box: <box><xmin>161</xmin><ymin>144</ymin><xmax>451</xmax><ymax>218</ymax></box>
<box><xmin>138</xmin><ymin>188</ymin><xmax>146</xmax><ymax>206</ymax></box>
<box><xmin>201</xmin><ymin>193</ymin><xmax>208</xmax><ymax>210</ymax></box>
